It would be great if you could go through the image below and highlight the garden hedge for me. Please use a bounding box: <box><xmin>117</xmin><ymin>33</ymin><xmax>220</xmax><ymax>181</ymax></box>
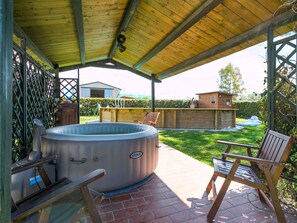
<box><xmin>80</xmin><ymin>98</ymin><xmax>260</xmax><ymax>118</ymax></box>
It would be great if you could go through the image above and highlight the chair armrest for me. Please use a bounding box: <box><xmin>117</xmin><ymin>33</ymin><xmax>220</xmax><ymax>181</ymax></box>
<box><xmin>217</xmin><ymin>140</ymin><xmax>260</xmax><ymax>150</ymax></box>
<box><xmin>12</xmin><ymin>169</ymin><xmax>106</xmax><ymax>221</ymax></box>
<box><xmin>222</xmin><ymin>153</ymin><xmax>284</xmax><ymax>167</ymax></box>
<box><xmin>11</xmin><ymin>155</ymin><xmax>58</xmax><ymax>175</ymax></box>
<box><xmin>148</xmin><ymin>121</ymin><xmax>156</xmax><ymax>126</ymax></box>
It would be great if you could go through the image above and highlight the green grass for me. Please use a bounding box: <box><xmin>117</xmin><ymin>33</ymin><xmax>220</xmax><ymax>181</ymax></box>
<box><xmin>80</xmin><ymin>116</ymin><xmax>98</xmax><ymax>124</ymax></box>
<box><xmin>159</xmin><ymin>120</ymin><xmax>265</xmax><ymax>166</ymax></box>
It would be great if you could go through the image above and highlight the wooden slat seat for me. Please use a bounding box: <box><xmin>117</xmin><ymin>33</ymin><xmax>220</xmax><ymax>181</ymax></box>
<box><xmin>213</xmin><ymin>158</ymin><xmax>262</xmax><ymax>184</ymax></box>
<box><xmin>136</xmin><ymin>112</ymin><xmax>160</xmax><ymax>127</ymax></box>
<box><xmin>206</xmin><ymin>129</ymin><xmax>295</xmax><ymax>223</ymax></box>
<box><xmin>11</xmin><ymin>154</ymin><xmax>106</xmax><ymax>223</ymax></box>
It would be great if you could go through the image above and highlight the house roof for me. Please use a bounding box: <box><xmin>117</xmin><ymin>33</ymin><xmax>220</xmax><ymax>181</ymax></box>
<box><xmin>80</xmin><ymin>81</ymin><xmax>121</xmax><ymax>90</ymax></box>
<box><xmin>13</xmin><ymin>1</ymin><xmax>296</xmax><ymax>82</ymax></box>
<box><xmin>196</xmin><ymin>91</ymin><xmax>235</xmax><ymax>96</ymax></box>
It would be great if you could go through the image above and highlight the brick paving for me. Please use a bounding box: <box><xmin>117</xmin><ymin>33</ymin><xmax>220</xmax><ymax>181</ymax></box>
<box><xmin>97</xmin><ymin>143</ymin><xmax>297</xmax><ymax>223</ymax></box>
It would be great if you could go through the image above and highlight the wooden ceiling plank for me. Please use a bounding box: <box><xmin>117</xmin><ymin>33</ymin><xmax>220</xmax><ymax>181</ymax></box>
<box><xmin>134</xmin><ymin>0</ymin><xmax>223</xmax><ymax>69</ymax></box>
<box><xmin>13</xmin><ymin>21</ymin><xmax>54</xmax><ymax>69</ymax></box>
<box><xmin>237</xmin><ymin>0</ymin><xmax>273</xmax><ymax>21</ymax></box>
<box><xmin>108</xmin><ymin>0</ymin><xmax>141</xmax><ymax>58</ymax></box>
<box><xmin>71</xmin><ymin>0</ymin><xmax>86</xmax><ymax>64</ymax></box>
<box><xmin>257</xmin><ymin>0</ymin><xmax>282</xmax><ymax>14</ymax></box>
<box><xmin>158</xmin><ymin>10</ymin><xmax>297</xmax><ymax>79</ymax></box>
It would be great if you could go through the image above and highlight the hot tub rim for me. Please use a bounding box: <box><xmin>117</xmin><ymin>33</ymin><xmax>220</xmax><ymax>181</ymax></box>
<box><xmin>43</xmin><ymin>122</ymin><xmax>158</xmax><ymax>141</ymax></box>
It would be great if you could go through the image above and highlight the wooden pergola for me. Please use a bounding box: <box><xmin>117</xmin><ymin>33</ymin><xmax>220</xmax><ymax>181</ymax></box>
<box><xmin>1</xmin><ymin>0</ymin><xmax>297</xmax><ymax>221</ymax></box>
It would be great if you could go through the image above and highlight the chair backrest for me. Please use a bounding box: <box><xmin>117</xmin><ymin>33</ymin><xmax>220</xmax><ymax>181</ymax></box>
<box><xmin>143</xmin><ymin>112</ymin><xmax>160</xmax><ymax>126</ymax></box>
<box><xmin>258</xmin><ymin>129</ymin><xmax>295</xmax><ymax>182</ymax></box>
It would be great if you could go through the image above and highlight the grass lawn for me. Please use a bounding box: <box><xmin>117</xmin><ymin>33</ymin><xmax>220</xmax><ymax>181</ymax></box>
<box><xmin>159</xmin><ymin>120</ymin><xmax>265</xmax><ymax>166</ymax></box>
<box><xmin>80</xmin><ymin>116</ymin><xmax>98</xmax><ymax>124</ymax></box>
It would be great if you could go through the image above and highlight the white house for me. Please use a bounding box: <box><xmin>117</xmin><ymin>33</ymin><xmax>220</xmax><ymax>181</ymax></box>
<box><xmin>80</xmin><ymin>81</ymin><xmax>121</xmax><ymax>98</ymax></box>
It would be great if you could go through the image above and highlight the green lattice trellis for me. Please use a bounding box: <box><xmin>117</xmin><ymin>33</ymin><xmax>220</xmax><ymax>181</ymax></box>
<box><xmin>268</xmin><ymin>33</ymin><xmax>297</xmax><ymax>183</ymax></box>
<box><xmin>272</xmin><ymin>34</ymin><xmax>297</xmax><ymax>133</ymax></box>
<box><xmin>12</xmin><ymin>46</ymin><xmax>56</xmax><ymax>162</ymax></box>
<box><xmin>59</xmin><ymin>78</ymin><xmax>78</xmax><ymax>103</ymax></box>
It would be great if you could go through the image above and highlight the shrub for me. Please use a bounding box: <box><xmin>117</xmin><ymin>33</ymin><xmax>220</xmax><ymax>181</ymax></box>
<box><xmin>79</xmin><ymin>98</ymin><xmax>193</xmax><ymax>115</ymax></box>
<box><xmin>233</xmin><ymin>101</ymin><xmax>260</xmax><ymax>118</ymax></box>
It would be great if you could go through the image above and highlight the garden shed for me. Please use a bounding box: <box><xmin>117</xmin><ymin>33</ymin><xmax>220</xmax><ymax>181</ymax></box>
<box><xmin>80</xmin><ymin>81</ymin><xmax>121</xmax><ymax>98</ymax></box>
<box><xmin>197</xmin><ymin>91</ymin><xmax>235</xmax><ymax>108</ymax></box>
<box><xmin>1</xmin><ymin>0</ymin><xmax>297</xmax><ymax>221</ymax></box>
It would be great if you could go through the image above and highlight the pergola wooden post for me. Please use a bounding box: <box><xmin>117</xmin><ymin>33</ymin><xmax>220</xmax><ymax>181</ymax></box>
<box><xmin>151</xmin><ymin>74</ymin><xmax>156</xmax><ymax>112</ymax></box>
<box><xmin>0</xmin><ymin>0</ymin><xmax>13</xmax><ymax>222</ymax></box>
<box><xmin>267</xmin><ymin>26</ymin><xmax>276</xmax><ymax>130</ymax></box>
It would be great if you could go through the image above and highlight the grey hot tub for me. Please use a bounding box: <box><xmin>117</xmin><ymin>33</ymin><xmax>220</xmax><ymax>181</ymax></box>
<box><xmin>41</xmin><ymin>122</ymin><xmax>159</xmax><ymax>192</ymax></box>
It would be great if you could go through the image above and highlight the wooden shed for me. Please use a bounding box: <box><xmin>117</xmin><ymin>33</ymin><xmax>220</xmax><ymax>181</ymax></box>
<box><xmin>80</xmin><ymin>81</ymin><xmax>121</xmax><ymax>98</ymax></box>
<box><xmin>197</xmin><ymin>91</ymin><xmax>234</xmax><ymax>109</ymax></box>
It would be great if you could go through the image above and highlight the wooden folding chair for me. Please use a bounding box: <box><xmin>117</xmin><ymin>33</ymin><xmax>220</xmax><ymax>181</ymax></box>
<box><xmin>11</xmin><ymin>154</ymin><xmax>106</xmax><ymax>223</ymax></box>
<box><xmin>206</xmin><ymin>129</ymin><xmax>295</xmax><ymax>223</ymax></box>
<box><xmin>137</xmin><ymin>112</ymin><xmax>160</xmax><ymax>127</ymax></box>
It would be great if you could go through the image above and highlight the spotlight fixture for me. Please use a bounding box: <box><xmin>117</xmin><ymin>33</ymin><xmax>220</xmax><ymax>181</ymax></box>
<box><xmin>117</xmin><ymin>34</ymin><xmax>126</xmax><ymax>44</ymax></box>
<box><xmin>117</xmin><ymin>34</ymin><xmax>126</xmax><ymax>53</ymax></box>
<box><xmin>119</xmin><ymin>44</ymin><xmax>126</xmax><ymax>53</ymax></box>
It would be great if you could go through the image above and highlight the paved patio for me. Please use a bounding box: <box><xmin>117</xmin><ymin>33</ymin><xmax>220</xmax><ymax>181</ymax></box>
<box><xmin>97</xmin><ymin>143</ymin><xmax>297</xmax><ymax>223</ymax></box>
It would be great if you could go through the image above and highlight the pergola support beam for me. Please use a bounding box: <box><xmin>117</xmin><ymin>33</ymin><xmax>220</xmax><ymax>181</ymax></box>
<box><xmin>13</xmin><ymin>22</ymin><xmax>54</xmax><ymax>70</ymax></box>
<box><xmin>158</xmin><ymin>10</ymin><xmax>297</xmax><ymax>79</ymax></box>
<box><xmin>151</xmin><ymin>74</ymin><xmax>156</xmax><ymax>112</ymax></box>
<box><xmin>0</xmin><ymin>0</ymin><xmax>13</xmax><ymax>222</ymax></box>
<box><xmin>59</xmin><ymin>59</ymin><xmax>161</xmax><ymax>83</ymax></box>
<box><xmin>72</xmin><ymin>0</ymin><xmax>86</xmax><ymax>65</ymax></box>
<box><xmin>108</xmin><ymin>0</ymin><xmax>141</xmax><ymax>58</ymax></box>
<box><xmin>267</xmin><ymin>27</ymin><xmax>276</xmax><ymax>130</ymax></box>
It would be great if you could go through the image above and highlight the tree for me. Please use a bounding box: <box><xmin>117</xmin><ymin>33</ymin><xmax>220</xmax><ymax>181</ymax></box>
<box><xmin>217</xmin><ymin>63</ymin><xmax>246</xmax><ymax>99</ymax></box>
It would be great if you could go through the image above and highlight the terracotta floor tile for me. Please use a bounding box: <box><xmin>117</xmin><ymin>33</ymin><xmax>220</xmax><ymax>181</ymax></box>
<box><xmin>169</xmin><ymin>210</ymin><xmax>196</xmax><ymax>223</ymax></box>
<box><xmin>131</xmin><ymin>189</ymin><xmax>152</xmax><ymax>199</ymax></box>
<box><xmin>147</xmin><ymin>216</ymin><xmax>173</xmax><ymax>223</ymax></box>
<box><xmin>109</xmin><ymin>194</ymin><xmax>132</xmax><ymax>203</ymax></box>
<box><xmin>99</xmin><ymin>202</ymin><xmax>123</xmax><ymax>213</ymax></box>
<box><xmin>154</xmin><ymin>206</ymin><xmax>177</xmax><ymax>218</ymax></box>
<box><xmin>123</xmin><ymin>197</ymin><xmax>146</xmax><ymax>208</ymax></box>
<box><xmin>100</xmin><ymin>212</ymin><xmax>114</xmax><ymax>222</ymax></box>
<box><xmin>113</xmin><ymin>207</ymin><xmax>139</xmax><ymax>220</ymax></box>
<box><xmin>128</xmin><ymin>211</ymin><xmax>155</xmax><ymax>223</ymax></box>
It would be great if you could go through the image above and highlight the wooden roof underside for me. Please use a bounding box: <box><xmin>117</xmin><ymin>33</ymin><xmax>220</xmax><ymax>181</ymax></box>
<box><xmin>13</xmin><ymin>0</ymin><xmax>297</xmax><ymax>81</ymax></box>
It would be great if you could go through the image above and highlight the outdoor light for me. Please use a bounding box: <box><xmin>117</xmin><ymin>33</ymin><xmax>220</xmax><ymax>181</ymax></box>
<box><xmin>117</xmin><ymin>34</ymin><xmax>126</xmax><ymax>53</ymax></box>
<box><xmin>119</xmin><ymin>44</ymin><xmax>126</xmax><ymax>52</ymax></box>
<box><xmin>117</xmin><ymin>34</ymin><xmax>126</xmax><ymax>44</ymax></box>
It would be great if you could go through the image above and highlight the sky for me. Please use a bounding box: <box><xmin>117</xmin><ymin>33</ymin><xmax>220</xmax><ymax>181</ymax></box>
<box><xmin>60</xmin><ymin>42</ymin><xmax>268</xmax><ymax>100</ymax></box>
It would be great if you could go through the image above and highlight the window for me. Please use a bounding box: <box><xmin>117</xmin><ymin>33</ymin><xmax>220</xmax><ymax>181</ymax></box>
<box><xmin>226</xmin><ymin>99</ymin><xmax>231</xmax><ymax>106</ymax></box>
<box><xmin>210</xmin><ymin>96</ymin><xmax>216</xmax><ymax>104</ymax></box>
<box><xmin>90</xmin><ymin>89</ymin><xmax>104</xmax><ymax>98</ymax></box>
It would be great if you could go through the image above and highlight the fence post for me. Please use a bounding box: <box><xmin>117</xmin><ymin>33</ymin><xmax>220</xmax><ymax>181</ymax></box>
<box><xmin>0</xmin><ymin>0</ymin><xmax>13</xmax><ymax>221</ymax></box>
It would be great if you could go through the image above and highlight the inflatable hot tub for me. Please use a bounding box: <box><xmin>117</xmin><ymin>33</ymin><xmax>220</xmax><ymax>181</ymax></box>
<box><xmin>41</xmin><ymin>122</ymin><xmax>159</xmax><ymax>192</ymax></box>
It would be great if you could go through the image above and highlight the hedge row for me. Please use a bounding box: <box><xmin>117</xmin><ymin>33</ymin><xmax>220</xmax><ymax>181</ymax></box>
<box><xmin>79</xmin><ymin>98</ymin><xmax>260</xmax><ymax>118</ymax></box>
<box><xmin>233</xmin><ymin>101</ymin><xmax>261</xmax><ymax>118</ymax></box>
<box><xmin>79</xmin><ymin>98</ymin><xmax>193</xmax><ymax>116</ymax></box>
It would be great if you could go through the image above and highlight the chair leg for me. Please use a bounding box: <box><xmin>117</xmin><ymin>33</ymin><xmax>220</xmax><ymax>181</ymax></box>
<box><xmin>257</xmin><ymin>189</ymin><xmax>266</xmax><ymax>203</ymax></box>
<box><xmin>206</xmin><ymin>174</ymin><xmax>217</xmax><ymax>194</ymax></box>
<box><xmin>207</xmin><ymin>177</ymin><xmax>232</xmax><ymax>221</ymax></box>
<box><xmin>81</xmin><ymin>186</ymin><xmax>103</xmax><ymax>223</ymax></box>
<box><xmin>263</xmin><ymin>167</ymin><xmax>286</xmax><ymax>223</ymax></box>
<box><xmin>38</xmin><ymin>206</ymin><xmax>51</xmax><ymax>223</ymax></box>
<box><xmin>207</xmin><ymin>160</ymin><xmax>240</xmax><ymax>222</ymax></box>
